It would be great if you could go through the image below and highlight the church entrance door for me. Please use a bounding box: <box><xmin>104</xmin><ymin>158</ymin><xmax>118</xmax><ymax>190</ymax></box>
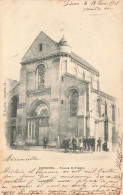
<box><xmin>28</xmin><ymin>100</ymin><xmax>50</xmax><ymax>146</ymax></box>
<box><xmin>38</xmin><ymin>117</ymin><xmax>49</xmax><ymax>146</ymax></box>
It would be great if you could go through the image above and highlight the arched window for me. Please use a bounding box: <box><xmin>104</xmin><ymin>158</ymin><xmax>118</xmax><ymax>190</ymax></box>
<box><xmin>97</xmin><ymin>98</ymin><xmax>101</xmax><ymax>117</ymax></box>
<box><xmin>70</xmin><ymin>89</ymin><xmax>79</xmax><ymax>117</ymax></box>
<box><xmin>11</xmin><ymin>95</ymin><xmax>18</xmax><ymax>118</ymax></box>
<box><xmin>36</xmin><ymin>65</ymin><xmax>45</xmax><ymax>89</ymax></box>
<box><xmin>112</xmin><ymin>105</ymin><xmax>115</xmax><ymax>122</ymax></box>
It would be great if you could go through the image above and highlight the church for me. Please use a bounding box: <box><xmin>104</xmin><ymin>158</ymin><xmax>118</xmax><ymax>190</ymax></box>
<box><xmin>7</xmin><ymin>31</ymin><xmax>119</xmax><ymax>151</ymax></box>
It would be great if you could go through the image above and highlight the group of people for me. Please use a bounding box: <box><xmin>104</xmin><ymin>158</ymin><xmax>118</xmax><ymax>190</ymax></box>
<box><xmin>62</xmin><ymin>136</ymin><xmax>96</xmax><ymax>153</ymax></box>
<box><xmin>43</xmin><ymin>135</ymin><xmax>102</xmax><ymax>152</ymax></box>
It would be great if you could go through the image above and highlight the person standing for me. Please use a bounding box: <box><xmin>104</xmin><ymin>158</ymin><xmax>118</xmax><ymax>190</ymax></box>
<box><xmin>91</xmin><ymin>137</ymin><xmax>95</xmax><ymax>151</ymax></box>
<box><xmin>69</xmin><ymin>137</ymin><xmax>73</xmax><ymax>152</ymax></box>
<box><xmin>89</xmin><ymin>136</ymin><xmax>92</xmax><ymax>151</ymax></box>
<box><xmin>66</xmin><ymin>139</ymin><xmax>70</xmax><ymax>152</ymax></box>
<box><xmin>87</xmin><ymin>137</ymin><xmax>90</xmax><ymax>151</ymax></box>
<box><xmin>79</xmin><ymin>137</ymin><xmax>83</xmax><ymax>152</ymax></box>
<box><xmin>72</xmin><ymin>136</ymin><xmax>77</xmax><ymax>152</ymax></box>
<box><xmin>56</xmin><ymin>136</ymin><xmax>60</xmax><ymax>149</ymax></box>
<box><xmin>97</xmin><ymin>137</ymin><xmax>101</xmax><ymax>152</ymax></box>
<box><xmin>83</xmin><ymin>136</ymin><xmax>86</xmax><ymax>151</ymax></box>
<box><xmin>43</xmin><ymin>136</ymin><xmax>48</xmax><ymax>149</ymax></box>
<box><xmin>64</xmin><ymin>138</ymin><xmax>69</xmax><ymax>153</ymax></box>
<box><xmin>76</xmin><ymin>137</ymin><xmax>79</xmax><ymax>151</ymax></box>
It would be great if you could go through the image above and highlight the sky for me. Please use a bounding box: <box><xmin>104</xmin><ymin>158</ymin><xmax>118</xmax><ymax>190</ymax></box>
<box><xmin>0</xmin><ymin>0</ymin><xmax>123</xmax><ymax>110</ymax></box>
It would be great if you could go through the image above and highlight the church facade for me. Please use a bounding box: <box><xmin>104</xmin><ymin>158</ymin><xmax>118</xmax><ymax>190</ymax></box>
<box><xmin>7</xmin><ymin>31</ymin><xmax>119</xmax><ymax>151</ymax></box>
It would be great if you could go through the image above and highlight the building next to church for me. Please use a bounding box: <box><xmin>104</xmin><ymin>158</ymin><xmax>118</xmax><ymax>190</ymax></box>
<box><xmin>7</xmin><ymin>31</ymin><xmax>119</xmax><ymax>151</ymax></box>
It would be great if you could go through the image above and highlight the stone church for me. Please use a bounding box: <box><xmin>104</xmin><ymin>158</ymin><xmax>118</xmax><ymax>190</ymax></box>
<box><xmin>7</xmin><ymin>31</ymin><xmax>119</xmax><ymax>151</ymax></box>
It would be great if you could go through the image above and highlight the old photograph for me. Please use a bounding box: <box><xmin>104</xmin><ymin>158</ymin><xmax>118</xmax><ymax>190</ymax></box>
<box><xmin>7</xmin><ymin>30</ymin><xmax>119</xmax><ymax>153</ymax></box>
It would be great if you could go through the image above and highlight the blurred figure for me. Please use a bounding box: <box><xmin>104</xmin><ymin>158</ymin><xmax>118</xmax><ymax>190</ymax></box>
<box><xmin>64</xmin><ymin>138</ymin><xmax>69</xmax><ymax>153</ymax></box>
<box><xmin>87</xmin><ymin>137</ymin><xmax>90</xmax><ymax>151</ymax></box>
<box><xmin>89</xmin><ymin>136</ymin><xmax>92</xmax><ymax>151</ymax></box>
<box><xmin>91</xmin><ymin>137</ymin><xmax>95</xmax><ymax>151</ymax></box>
<box><xmin>97</xmin><ymin>137</ymin><xmax>101</xmax><ymax>152</ymax></box>
<box><xmin>56</xmin><ymin>136</ymin><xmax>60</xmax><ymax>149</ymax></box>
<box><xmin>66</xmin><ymin>139</ymin><xmax>70</xmax><ymax>152</ymax></box>
<box><xmin>43</xmin><ymin>136</ymin><xmax>48</xmax><ymax>149</ymax></box>
<box><xmin>72</xmin><ymin>136</ymin><xmax>77</xmax><ymax>152</ymax></box>
<box><xmin>79</xmin><ymin>137</ymin><xmax>83</xmax><ymax>152</ymax></box>
<box><xmin>76</xmin><ymin>137</ymin><xmax>79</xmax><ymax>151</ymax></box>
<box><xmin>69</xmin><ymin>137</ymin><xmax>73</xmax><ymax>152</ymax></box>
<box><xmin>103</xmin><ymin>140</ymin><xmax>108</xmax><ymax>151</ymax></box>
<box><xmin>83</xmin><ymin>136</ymin><xmax>86</xmax><ymax>151</ymax></box>
<box><xmin>63</xmin><ymin>138</ymin><xmax>66</xmax><ymax>149</ymax></box>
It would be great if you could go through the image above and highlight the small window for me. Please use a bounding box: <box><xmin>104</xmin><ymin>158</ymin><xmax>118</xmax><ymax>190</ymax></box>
<box><xmin>61</xmin><ymin>100</ymin><xmax>64</xmax><ymax>104</ymax></box>
<box><xmin>61</xmin><ymin>76</ymin><xmax>64</xmax><ymax>81</ymax></box>
<box><xmin>39</xmin><ymin>44</ymin><xmax>42</xmax><ymax>51</ymax></box>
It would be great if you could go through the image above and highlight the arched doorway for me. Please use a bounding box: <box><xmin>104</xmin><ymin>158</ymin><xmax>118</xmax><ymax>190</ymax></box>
<box><xmin>27</xmin><ymin>100</ymin><xmax>49</xmax><ymax>146</ymax></box>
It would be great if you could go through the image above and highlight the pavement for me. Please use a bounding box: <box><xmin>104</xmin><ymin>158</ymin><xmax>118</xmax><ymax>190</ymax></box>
<box><xmin>8</xmin><ymin>145</ymin><xmax>118</xmax><ymax>169</ymax></box>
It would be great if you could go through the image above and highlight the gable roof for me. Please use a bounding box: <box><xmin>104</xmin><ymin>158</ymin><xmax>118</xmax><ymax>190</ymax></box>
<box><xmin>42</xmin><ymin>31</ymin><xmax>58</xmax><ymax>45</ymax></box>
<box><xmin>22</xmin><ymin>31</ymin><xmax>58</xmax><ymax>62</ymax></box>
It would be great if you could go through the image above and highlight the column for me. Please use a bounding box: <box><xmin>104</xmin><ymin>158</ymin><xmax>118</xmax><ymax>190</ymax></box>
<box><xmin>34</xmin><ymin>121</ymin><xmax>35</xmax><ymax>138</ymax></box>
<box><xmin>28</xmin><ymin>121</ymin><xmax>30</xmax><ymax>140</ymax></box>
<box><xmin>31</xmin><ymin>121</ymin><xmax>32</xmax><ymax>140</ymax></box>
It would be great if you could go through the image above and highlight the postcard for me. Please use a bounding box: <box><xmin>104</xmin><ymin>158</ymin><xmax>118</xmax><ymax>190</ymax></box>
<box><xmin>0</xmin><ymin>0</ymin><xmax>123</xmax><ymax>194</ymax></box>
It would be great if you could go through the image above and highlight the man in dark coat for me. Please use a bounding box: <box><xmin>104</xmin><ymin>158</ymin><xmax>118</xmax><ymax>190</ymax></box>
<box><xmin>91</xmin><ymin>137</ymin><xmax>95</xmax><ymax>151</ymax></box>
<box><xmin>72</xmin><ymin>136</ymin><xmax>77</xmax><ymax>152</ymax></box>
<box><xmin>63</xmin><ymin>138</ymin><xmax>69</xmax><ymax>153</ymax></box>
<box><xmin>43</xmin><ymin>136</ymin><xmax>48</xmax><ymax>149</ymax></box>
<box><xmin>88</xmin><ymin>136</ymin><xmax>92</xmax><ymax>151</ymax></box>
<box><xmin>86</xmin><ymin>137</ymin><xmax>90</xmax><ymax>151</ymax></box>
